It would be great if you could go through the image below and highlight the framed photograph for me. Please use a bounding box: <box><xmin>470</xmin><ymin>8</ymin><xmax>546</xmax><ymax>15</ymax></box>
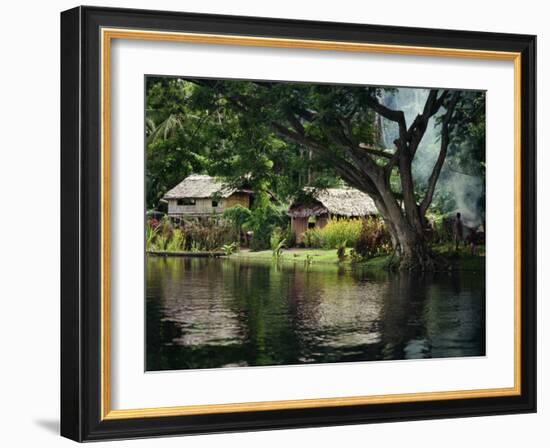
<box><xmin>60</xmin><ymin>6</ymin><xmax>536</xmax><ymax>441</ymax></box>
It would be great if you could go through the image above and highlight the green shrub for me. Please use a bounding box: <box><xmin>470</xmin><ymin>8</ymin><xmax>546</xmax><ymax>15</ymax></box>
<box><xmin>303</xmin><ymin>228</ymin><xmax>322</xmax><ymax>248</ymax></box>
<box><xmin>244</xmin><ymin>195</ymin><xmax>287</xmax><ymax>251</ymax></box>
<box><xmin>222</xmin><ymin>242</ymin><xmax>239</xmax><ymax>256</ymax></box>
<box><xmin>270</xmin><ymin>228</ymin><xmax>283</xmax><ymax>251</ymax></box>
<box><xmin>303</xmin><ymin>218</ymin><xmax>362</xmax><ymax>249</ymax></box>
<box><xmin>281</xmin><ymin>226</ymin><xmax>296</xmax><ymax>248</ymax></box>
<box><xmin>165</xmin><ymin>228</ymin><xmax>185</xmax><ymax>252</ymax></box>
<box><xmin>222</xmin><ymin>205</ymin><xmax>252</xmax><ymax>245</ymax></box>
<box><xmin>223</xmin><ymin>205</ymin><xmax>252</xmax><ymax>230</ymax></box>
<box><xmin>353</xmin><ymin>217</ymin><xmax>392</xmax><ymax>259</ymax></box>
<box><xmin>337</xmin><ymin>241</ymin><xmax>347</xmax><ymax>262</ymax></box>
<box><xmin>270</xmin><ymin>228</ymin><xmax>287</xmax><ymax>258</ymax></box>
<box><xmin>145</xmin><ymin>221</ymin><xmax>159</xmax><ymax>251</ymax></box>
<box><xmin>145</xmin><ymin>216</ymin><xmax>237</xmax><ymax>252</ymax></box>
<box><xmin>158</xmin><ymin>215</ymin><xmax>174</xmax><ymax>239</ymax></box>
<box><xmin>153</xmin><ymin>234</ymin><xmax>168</xmax><ymax>251</ymax></box>
<box><xmin>428</xmin><ymin>214</ymin><xmax>454</xmax><ymax>244</ymax></box>
<box><xmin>190</xmin><ymin>240</ymin><xmax>202</xmax><ymax>252</ymax></box>
<box><xmin>182</xmin><ymin>218</ymin><xmax>237</xmax><ymax>251</ymax></box>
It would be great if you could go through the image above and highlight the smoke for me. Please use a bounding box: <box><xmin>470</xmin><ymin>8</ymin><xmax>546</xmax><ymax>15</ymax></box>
<box><xmin>380</xmin><ymin>88</ymin><xmax>485</xmax><ymax>227</ymax></box>
<box><xmin>447</xmin><ymin>172</ymin><xmax>484</xmax><ymax>227</ymax></box>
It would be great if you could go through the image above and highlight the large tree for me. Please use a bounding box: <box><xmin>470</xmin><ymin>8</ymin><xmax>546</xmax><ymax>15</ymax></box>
<box><xmin>147</xmin><ymin>78</ymin><xmax>484</xmax><ymax>270</ymax></box>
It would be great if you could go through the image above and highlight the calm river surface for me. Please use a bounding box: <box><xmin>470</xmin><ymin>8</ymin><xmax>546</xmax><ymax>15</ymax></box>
<box><xmin>146</xmin><ymin>257</ymin><xmax>485</xmax><ymax>371</ymax></box>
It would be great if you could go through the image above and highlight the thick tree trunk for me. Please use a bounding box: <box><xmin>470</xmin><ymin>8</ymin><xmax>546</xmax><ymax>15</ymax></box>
<box><xmin>396</xmin><ymin>229</ymin><xmax>436</xmax><ymax>271</ymax></box>
<box><xmin>374</xmin><ymin>198</ymin><xmax>437</xmax><ymax>271</ymax></box>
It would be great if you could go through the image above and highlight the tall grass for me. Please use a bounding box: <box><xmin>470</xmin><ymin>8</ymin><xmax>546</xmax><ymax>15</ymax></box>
<box><xmin>303</xmin><ymin>218</ymin><xmax>362</xmax><ymax>249</ymax></box>
<box><xmin>146</xmin><ymin>217</ymin><xmax>238</xmax><ymax>252</ymax></box>
<box><xmin>145</xmin><ymin>224</ymin><xmax>159</xmax><ymax>251</ymax></box>
<box><xmin>165</xmin><ymin>228</ymin><xmax>185</xmax><ymax>252</ymax></box>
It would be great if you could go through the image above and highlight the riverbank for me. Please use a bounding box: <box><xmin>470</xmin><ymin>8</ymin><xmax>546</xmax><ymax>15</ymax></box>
<box><xmin>147</xmin><ymin>250</ymin><xmax>225</xmax><ymax>257</ymax></box>
<box><xmin>231</xmin><ymin>245</ymin><xmax>485</xmax><ymax>271</ymax></box>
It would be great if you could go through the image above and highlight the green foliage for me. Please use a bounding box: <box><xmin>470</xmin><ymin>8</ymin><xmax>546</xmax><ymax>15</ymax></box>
<box><xmin>353</xmin><ymin>217</ymin><xmax>392</xmax><ymax>259</ymax></box>
<box><xmin>349</xmin><ymin>248</ymin><xmax>362</xmax><ymax>263</ymax></box>
<box><xmin>302</xmin><ymin>229</ymin><xmax>321</xmax><ymax>249</ymax></box>
<box><xmin>165</xmin><ymin>228</ymin><xmax>185</xmax><ymax>252</ymax></box>
<box><xmin>336</xmin><ymin>241</ymin><xmax>347</xmax><ymax>262</ymax></box>
<box><xmin>145</xmin><ymin>78</ymin><xmax>212</xmax><ymax>208</ymax></box>
<box><xmin>153</xmin><ymin>234</ymin><xmax>168</xmax><ymax>252</ymax></box>
<box><xmin>425</xmin><ymin>213</ymin><xmax>455</xmax><ymax>245</ymax></box>
<box><xmin>244</xmin><ymin>193</ymin><xmax>288</xmax><ymax>251</ymax></box>
<box><xmin>147</xmin><ymin>216</ymin><xmax>173</xmax><ymax>251</ymax></box>
<box><xmin>423</xmin><ymin>91</ymin><xmax>486</xmax><ymax>218</ymax></box>
<box><xmin>145</xmin><ymin>223</ymin><xmax>159</xmax><ymax>251</ymax></box>
<box><xmin>270</xmin><ymin>228</ymin><xmax>287</xmax><ymax>259</ymax></box>
<box><xmin>272</xmin><ymin>239</ymin><xmax>287</xmax><ymax>259</ymax></box>
<box><xmin>221</xmin><ymin>242</ymin><xmax>239</xmax><ymax>256</ymax></box>
<box><xmin>445</xmin><ymin>91</ymin><xmax>486</xmax><ymax>177</ymax></box>
<box><xmin>145</xmin><ymin>217</ymin><xmax>237</xmax><ymax>252</ymax></box>
<box><xmin>222</xmin><ymin>205</ymin><xmax>252</xmax><ymax>232</ymax></box>
<box><xmin>182</xmin><ymin>219</ymin><xmax>238</xmax><ymax>251</ymax></box>
<box><xmin>269</xmin><ymin>228</ymin><xmax>284</xmax><ymax>251</ymax></box>
<box><xmin>145</xmin><ymin>76</ymin><xmax>486</xmax><ymax>266</ymax></box>
<box><xmin>303</xmin><ymin>218</ymin><xmax>362</xmax><ymax>249</ymax></box>
<box><xmin>145</xmin><ymin>76</ymin><xmax>380</xmax><ymax>209</ymax></box>
<box><xmin>190</xmin><ymin>240</ymin><xmax>202</xmax><ymax>253</ymax></box>
<box><xmin>281</xmin><ymin>226</ymin><xmax>296</xmax><ymax>248</ymax></box>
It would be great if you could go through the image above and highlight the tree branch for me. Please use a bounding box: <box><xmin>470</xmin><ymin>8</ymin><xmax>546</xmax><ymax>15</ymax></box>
<box><xmin>419</xmin><ymin>92</ymin><xmax>460</xmax><ymax>215</ymax></box>
<box><xmin>364</xmin><ymin>94</ymin><xmax>407</xmax><ymax>131</ymax></box>
<box><xmin>407</xmin><ymin>90</ymin><xmax>449</xmax><ymax>158</ymax></box>
<box><xmin>358</xmin><ymin>143</ymin><xmax>393</xmax><ymax>159</ymax></box>
<box><xmin>422</xmin><ymin>89</ymin><xmax>449</xmax><ymax>118</ymax></box>
<box><xmin>270</xmin><ymin>122</ymin><xmax>381</xmax><ymax>198</ymax></box>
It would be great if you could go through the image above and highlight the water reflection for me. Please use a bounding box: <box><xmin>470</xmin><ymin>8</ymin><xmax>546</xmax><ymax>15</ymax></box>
<box><xmin>146</xmin><ymin>257</ymin><xmax>485</xmax><ymax>371</ymax></box>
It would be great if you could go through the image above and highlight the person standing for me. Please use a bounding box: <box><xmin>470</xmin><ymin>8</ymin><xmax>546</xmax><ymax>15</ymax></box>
<box><xmin>453</xmin><ymin>212</ymin><xmax>464</xmax><ymax>252</ymax></box>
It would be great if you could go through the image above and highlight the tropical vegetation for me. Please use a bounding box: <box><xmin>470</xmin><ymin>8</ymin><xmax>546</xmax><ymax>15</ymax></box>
<box><xmin>145</xmin><ymin>77</ymin><xmax>485</xmax><ymax>270</ymax></box>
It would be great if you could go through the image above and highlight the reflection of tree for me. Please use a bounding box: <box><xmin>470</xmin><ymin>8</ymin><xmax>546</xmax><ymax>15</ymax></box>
<box><xmin>146</xmin><ymin>257</ymin><xmax>247</xmax><ymax>370</ymax></box>
<box><xmin>146</xmin><ymin>258</ymin><xmax>485</xmax><ymax>371</ymax></box>
<box><xmin>378</xmin><ymin>273</ymin><xmax>428</xmax><ymax>360</ymax></box>
<box><xmin>222</xmin><ymin>260</ymin><xmax>299</xmax><ymax>366</ymax></box>
<box><xmin>377</xmin><ymin>272</ymin><xmax>485</xmax><ymax>360</ymax></box>
<box><xmin>422</xmin><ymin>272</ymin><xmax>486</xmax><ymax>358</ymax></box>
<box><xmin>289</xmin><ymin>266</ymin><xmax>387</xmax><ymax>363</ymax></box>
<box><xmin>146</xmin><ymin>257</ymin><xmax>175</xmax><ymax>370</ymax></box>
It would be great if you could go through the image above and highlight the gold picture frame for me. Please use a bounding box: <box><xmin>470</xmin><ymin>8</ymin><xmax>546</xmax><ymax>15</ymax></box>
<box><xmin>61</xmin><ymin>6</ymin><xmax>536</xmax><ymax>441</ymax></box>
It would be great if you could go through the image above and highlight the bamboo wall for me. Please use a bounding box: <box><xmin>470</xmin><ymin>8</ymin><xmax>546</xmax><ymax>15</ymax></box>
<box><xmin>316</xmin><ymin>216</ymin><xmax>328</xmax><ymax>229</ymax></box>
<box><xmin>291</xmin><ymin>217</ymin><xmax>309</xmax><ymax>244</ymax></box>
<box><xmin>224</xmin><ymin>192</ymin><xmax>250</xmax><ymax>209</ymax></box>
<box><xmin>167</xmin><ymin>192</ymin><xmax>251</xmax><ymax>216</ymax></box>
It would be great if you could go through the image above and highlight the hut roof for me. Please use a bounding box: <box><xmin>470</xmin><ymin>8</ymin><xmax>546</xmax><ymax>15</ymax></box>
<box><xmin>288</xmin><ymin>188</ymin><xmax>378</xmax><ymax>218</ymax></box>
<box><xmin>163</xmin><ymin>174</ymin><xmax>240</xmax><ymax>199</ymax></box>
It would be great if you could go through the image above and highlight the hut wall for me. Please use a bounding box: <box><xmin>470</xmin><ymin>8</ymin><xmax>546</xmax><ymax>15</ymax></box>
<box><xmin>223</xmin><ymin>192</ymin><xmax>251</xmax><ymax>209</ymax></box>
<box><xmin>167</xmin><ymin>198</ymin><xmax>223</xmax><ymax>216</ymax></box>
<box><xmin>167</xmin><ymin>193</ymin><xmax>251</xmax><ymax>217</ymax></box>
<box><xmin>316</xmin><ymin>216</ymin><xmax>328</xmax><ymax>229</ymax></box>
<box><xmin>291</xmin><ymin>217</ymin><xmax>309</xmax><ymax>245</ymax></box>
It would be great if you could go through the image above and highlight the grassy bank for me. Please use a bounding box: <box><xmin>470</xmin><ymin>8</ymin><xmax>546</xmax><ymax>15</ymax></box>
<box><xmin>233</xmin><ymin>248</ymin><xmax>341</xmax><ymax>264</ymax></box>
<box><xmin>231</xmin><ymin>245</ymin><xmax>485</xmax><ymax>272</ymax></box>
<box><xmin>231</xmin><ymin>248</ymin><xmax>393</xmax><ymax>270</ymax></box>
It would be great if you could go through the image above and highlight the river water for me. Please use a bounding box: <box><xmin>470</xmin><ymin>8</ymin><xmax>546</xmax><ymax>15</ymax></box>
<box><xmin>146</xmin><ymin>257</ymin><xmax>485</xmax><ymax>371</ymax></box>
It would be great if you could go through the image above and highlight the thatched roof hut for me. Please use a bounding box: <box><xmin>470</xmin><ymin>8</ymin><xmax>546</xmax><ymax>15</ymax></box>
<box><xmin>163</xmin><ymin>174</ymin><xmax>244</xmax><ymax>200</ymax></box>
<box><xmin>288</xmin><ymin>188</ymin><xmax>378</xmax><ymax>218</ymax></box>
<box><xmin>288</xmin><ymin>188</ymin><xmax>378</xmax><ymax>245</ymax></box>
<box><xmin>162</xmin><ymin>174</ymin><xmax>253</xmax><ymax>219</ymax></box>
